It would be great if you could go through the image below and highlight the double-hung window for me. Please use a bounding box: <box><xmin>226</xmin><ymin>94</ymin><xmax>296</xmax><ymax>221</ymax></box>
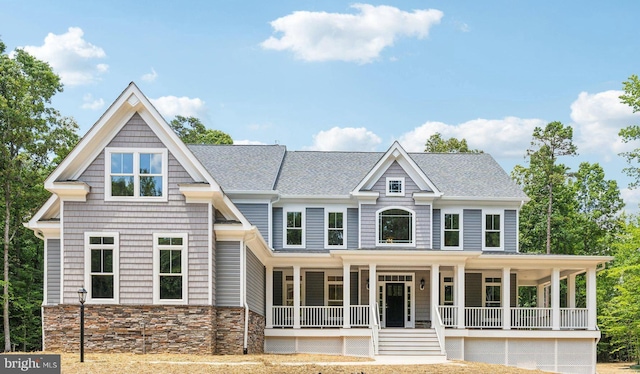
<box><xmin>443</xmin><ymin>210</ymin><xmax>462</xmax><ymax>250</ymax></box>
<box><xmin>285</xmin><ymin>210</ymin><xmax>304</xmax><ymax>247</ymax></box>
<box><xmin>326</xmin><ymin>210</ymin><xmax>345</xmax><ymax>248</ymax></box>
<box><xmin>153</xmin><ymin>233</ymin><xmax>188</xmax><ymax>303</ymax></box>
<box><xmin>484</xmin><ymin>277</ymin><xmax>501</xmax><ymax>307</ymax></box>
<box><xmin>105</xmin><ymin>148</ymin><xmax>168</xmax><ymax>201</ymax></box>
<box><xmin>327</xmin><ymin>275</ymin><xmax>344</xmax><ymax>306</ymax></box>
<box><xmin>84</xmin><ymin>233</ymin><xmax>119</xmax><ymax>303</ymax></box>
<box><xmin>483</xmin><ymin>211</ymin><xmax>503</xmax><ymax>250</ymax></box>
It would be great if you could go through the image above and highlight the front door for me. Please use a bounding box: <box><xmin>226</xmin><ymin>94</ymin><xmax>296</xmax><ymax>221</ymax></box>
<box><xmin>385</xmin><ymin>283</ymin><xmax>405</xmax><ymax>327</ymax></box>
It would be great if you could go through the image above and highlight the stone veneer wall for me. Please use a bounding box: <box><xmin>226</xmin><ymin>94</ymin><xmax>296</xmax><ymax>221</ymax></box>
<box><xmin>42</xmin><ymin>305</ymin><xmax>265</xmax><ymax>355</ymax></box>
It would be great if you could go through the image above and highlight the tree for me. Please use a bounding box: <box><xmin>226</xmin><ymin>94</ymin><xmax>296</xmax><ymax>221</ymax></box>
<box><xmin>619</xmin><ymin>75</ymin><xmax>640</xmax><ymax>187</ymax></box>
<box><xmin>517</xmin><ymin>121</ymin><xmax>577</xmax><ymax>254</ymax></box>
<box><xmin>424</xmin><ymin>133</ymin><xmax>483</xmax><ymax>153</ymax></box>
<box><xmin>0</xmin><ymin>40</ymin><xmax>79</xmax><ymax>351</ymax></box>
<box><xmin>169</xmin><ymin>115</ymin><xmax>232</xmax><ymax>145</ymax></box>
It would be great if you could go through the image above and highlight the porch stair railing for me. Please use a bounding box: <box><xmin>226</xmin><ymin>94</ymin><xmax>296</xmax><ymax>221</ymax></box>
<box><xmin>432</xmin><ymin>307</ymin><xmax>447</xmax><ymax>355</ymax></box>
<box><xmin>371</xmin><ymin>302</ymin><xmax>380</xmax><ymax>355</ymax></box>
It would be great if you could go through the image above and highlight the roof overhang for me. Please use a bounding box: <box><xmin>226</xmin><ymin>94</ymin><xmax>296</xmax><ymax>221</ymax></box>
<box><xmin>47</xmin><ymin>181</ymin><xmax>90</xmax><ymax>202</ymax></box>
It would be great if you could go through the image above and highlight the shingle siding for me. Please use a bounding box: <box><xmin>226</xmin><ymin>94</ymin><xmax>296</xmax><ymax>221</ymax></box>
<box><xmin>236</xmin><ymin>203</ymin><xmax>269</xmax><ymax>244</ymax></box>
<box><xmin>272</xmin><ymin>208</ymin><xmax>283</xmax><ymax>249</ymax></box>
<box><xmin>432</xmin><ymin>209</ymin><xmax>441</xmax><ymax>250</ymax></box>
<box><xmin>463</xmin><ymin>209</ymin><xmax>481</xmax><ymax>251</ymax></box>
<box><xmin>63</xmin><ymin>113</ymin><xmax>209</xmax><ymax>305</ymax></box>
<box><xmin>347</xmin><ymin>208</ymin><xmax>359</xmax><ymax>249</ymax></box>
<box><xmin>306</xmin><ymin>208</ymin><xmax>324</xmax><ymax>250</ymax></box>
<box><xmin>216</xmin><ymin>241</ymin><xmax>241</xmax><ymax>306</ymax></box>
<box><xmin>47</xmin><ymin>239</ymin><xmax>61</xmax><ymax>305</ymax></box>
<box><xmin>505</xmin><ymin>209</ymin><xmax>517</xmax><ymax>252</ymax></box>
<box><xmin>246</xmin><ymin>247</ymin><xmax>265</xmax><ymax>316</ymax></box>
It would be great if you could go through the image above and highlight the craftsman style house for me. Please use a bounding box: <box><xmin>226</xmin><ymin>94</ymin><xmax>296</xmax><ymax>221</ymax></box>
<box><xmin>28</xmin><ymin>83</ymin><xmax>609</xmax><ymax>373</ymax></box>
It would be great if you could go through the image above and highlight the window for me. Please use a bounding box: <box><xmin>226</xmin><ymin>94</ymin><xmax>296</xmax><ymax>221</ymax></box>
<box><xmin>443</xmin><ymin>212</ymin><xmax>461</xmax><ymax>249</ymax></box>
<box><xmin>327</xmin><ymin>275</ymin><xmax>343</xmax><ymax>306</ymax></box>
<box><xmin>484</xmin><ymin>212</ymin><xmax>502</xmax><ymax>250</ymax></box>
<box><xmin>105</xmin><ymin>148</ymin><xmax>168</xmax><ymax>201</ymax></box>
<box><xmin>285</xmin><ymin>211</ymin><xmax>303</xmax><ymax>247</ymax></box>
<box><xmin>84</xmin><ymin>233</ymin><xmax>119</xmax><ymax>303</ymax></box>
<box><xmin>485</xmin><ymin>277</ymin><xmax>501</xmax><ymax>307</ymax></box>
<box><xmin>153</xmin><ymin>233</ymin><xmax>188</xmax><ymax>303</ymax></box>
<box><xmin>326</xmin><ymin>211</ymin><xmax>345</xmax><ymax>247</ymax></box>
<box><xmin>378</xmin><ymin>208</ymin><xmax>414</xmax><ymax>245</ymax></box>
<box><xmin>386</xmin><ymin>177</ymin><xmax>405</xmax><ymax>196</ymax></box>
<box><xmin>285</xmin><ymin>275</ymin><xmax>294</xmax><ymax>306</ymax></box>
<box><xmin>442</xmin><ymin>276</ymin><xmax>454</xmax><ymax>305</ymax></box>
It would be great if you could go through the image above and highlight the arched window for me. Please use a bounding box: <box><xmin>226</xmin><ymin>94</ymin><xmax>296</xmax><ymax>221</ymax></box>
<box><xmin>378</xmin><ymin>208</ymin><xmax>413</xmax><ymax>245</ymax></box>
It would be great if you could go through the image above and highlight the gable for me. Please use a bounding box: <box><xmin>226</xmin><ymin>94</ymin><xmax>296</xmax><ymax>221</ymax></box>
<box><xmin>370</xmin><ymin>161</ymin><xmax>429</xmax><ymax>195</ymax></box>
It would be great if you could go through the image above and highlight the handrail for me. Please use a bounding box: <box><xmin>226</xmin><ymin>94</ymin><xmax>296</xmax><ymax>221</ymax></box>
<box><xmin>432</xmin><ymin>306</ymin><xmax>447</xmax><ymax>355</ymax></box>
<box><xmin>371</xmin><ymin>302</ymin><xmax>380</xmax><ymax>355</ymax></box>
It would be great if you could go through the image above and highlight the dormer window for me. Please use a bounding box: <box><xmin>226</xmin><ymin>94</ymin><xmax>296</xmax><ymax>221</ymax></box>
<box><xmin>386</xmin><ymin>177</ymin><xmax>405</xmax><ymax>196</ymax></box>
<box><xmin>105</xmin><ymin>148</ymin><xmax>168</xmax><ymax>202</ymax></box>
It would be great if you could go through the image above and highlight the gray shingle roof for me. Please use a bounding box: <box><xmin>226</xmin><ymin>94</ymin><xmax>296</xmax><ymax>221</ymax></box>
<box><xmin>187</xmin><ymin>144</ymin><xmax>527</xmax><ymax>199</ymax></box>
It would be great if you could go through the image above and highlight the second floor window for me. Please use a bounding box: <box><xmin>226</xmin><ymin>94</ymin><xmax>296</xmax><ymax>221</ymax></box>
<box><xmin>378</xmin><ymin>208</ymin><xmax>413</xmax><ymax>245</ymax></box>
<box><xmin>327</xmin><ymin>211</ymin><xmax>344</xmax><ymax>247</ymax></box>
<box><xmin>386</xmin><ymin>177</ymin><xmax>405</xmax><ymax>196</ymax></box>
<box><xmin>286</xmin><ymin>211</ymin><xmax>303</xmax><ymax>246</ymax></box>
<box><xmin>444</xmin><ymin>213</ymin><xmax>460</xmax><ymax>248</ymax></box>
<box><xmin>106</xmin><ymin>148</ymin><xmax>167</xmax><ymax>201</ymax></box>
<box><xmin>485</xmin><ymin>213</ymin><xmax>501</xmax><ymax>249</ymax></box>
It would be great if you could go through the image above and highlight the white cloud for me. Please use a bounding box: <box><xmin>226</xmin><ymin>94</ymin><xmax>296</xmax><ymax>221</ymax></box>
<box><xmin>20</xmin><ymin>27</ymin><xmax>108</xmax><ymax>86</ymax></box>
<box><xmin>141</xmin><ymin>68</ymin><xmax>158</xmax><ymax>82</ymax></box>
<box><xmin>570</xmin><ymin>90</ymin><xmax>640</xmax><ymax>159</ymax></box>
<box><xmin>234</xmin><ymin>139</ymin><xmax>268</xmax><ymax>145</ymax></box>
<box><xmin>261</xmin><ymin>4</ymin><xmax>443</xmax><ymax>63</ymax></box>
<box><xmin>621</xmin><ymin>188</ymin><xmax>640</xmax><ymax>214</ymax></box>
<box><xmin>307</xmin><ymin>127</ymin><xmax>382</xmax><ymax>151</ymax></box>
<box><xmin>398</xmin><ymin>117</ymin><xmax>544</xmax><ymax>158</ymax></box>
<box><xmin>150</xmin><ymin>96</ymin><xmax>207</xmax><ymax>119</ymax></box>
<box><xmin>81</xmin><ymin>93</ymin><xmax>104</xmax><ymax>110</ymax></box>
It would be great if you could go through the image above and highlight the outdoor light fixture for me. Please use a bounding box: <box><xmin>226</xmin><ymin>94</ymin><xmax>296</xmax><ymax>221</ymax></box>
<box><xmin>78</xmin><ymin>287</ymin><xmax>87</xmax><ymax>363</ymax></box>
<box><xmin>420</xmin><ymin>278</ymin><xmax>425</xmax><ymax>291</ymax></box>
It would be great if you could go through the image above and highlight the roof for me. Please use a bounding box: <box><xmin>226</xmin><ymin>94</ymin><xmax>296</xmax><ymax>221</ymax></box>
<box><xmin>188</xmin><ymin>144</ymin><xmax>527</xmax><ymax>200</ymax></box>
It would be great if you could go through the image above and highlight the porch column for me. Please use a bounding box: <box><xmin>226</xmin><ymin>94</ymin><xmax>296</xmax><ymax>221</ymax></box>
<box><xmin>293</xmin><ymin>265</ymin><xmax>301</xmax><ymax>329</ymax></box>
<box><xmin>431</xmin><ymin>264</ymin><xmax>439</xmax><ymax>324</ymax></box>
<box><xmin>266</xmin><ymin>265</ymin><xmax>273</xmax><ymax>328</ymax></box>
<box><xmin>369</xmin><ymin>264</ymin><xmax>377</xmax><ymax>328</ymax></box>
<box><xmin>587</xmin><ymin>267</ymin><xmax>597</xmax><ymax>330</ymax></box>
<box><xmin>456</xmin><ymin>264</ymin><xmax>465</xmax><ymax>329</ymax></box>
<box><xmin>567</xmin><ymin>273</ymin><xmax>576</xmax><ymax>309</ymax></box>
<box><xmin>551</xmin><ymin>268</ymin><xmax>560</xmax><ymax>330</ymax></box>
<box><xmin>502</xmin><ymin>267</ymin><xmax>511</xmax><ymax>330</ymax></box>
<box><xmin>343</xmin><ymin>263</ymin><xmax>351</xmax><ymax>328</ymax></box>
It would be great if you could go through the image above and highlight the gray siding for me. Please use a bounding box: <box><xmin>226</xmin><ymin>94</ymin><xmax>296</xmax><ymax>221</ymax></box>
<box><xmin>463</xmin><ymin>209</ymin><xmax>481</xmax><ymax>251</ymax></box>
<box><xmin>465</xmin><ymin>273</ymin><xmax>482</xmax><ymax>307</ymax></box>
<box><xmin>246</xmin><ymin>247</ymin><xmax>265</xmax><ymax>315</ymax></box>
<box><xmin>347</xmin><ymin>208</ymin><xmax>359</xmax><ymax>249</ymax></box>
<box><xmin>273</xmin><ymin>271</ymin><xmax>283</xmax><ymax>305</ymax></box>
<box><xmin>63</xmin><ymin>113</ymin><xmax>209</xmax><ymax>305</ymax></box>
<box><xmin>416</xmin><ymin>270</ymin><xmax>430</xmax><ymax>322</ymax></box>
<box><xmin>306</xmin><ymin>208</ymin><xmax>324</xmax><ymax>250</ymax></box>
<box><xmin>360</xmin><ymin>162</ymin><xmax>431</xmax><ymax>248</ymax></box>
<box><xmin>505</xmin><ymin>209</ymin><xmax>517</xmax><ymax>252</ymax></box>
<box><xmin>46</xmin><ymin>239</ymin><xmax>61</xmax><ymax>305</ymax></box>
<box><xmin>236</xmin><ymin>203</ymin><xmax>269</xmax><ymax>244</ymax></box>
<box><xmin>305</xmin><ymin>271</ymin><xmax>324</xmax><ymax>306</ymax></box>
<box><xmin>216</xmin><ymin>241</ymin><xmax>241</xmax><ymax>306</ymax></box>
<box><xmin>432</xmin><ymin>209</ymin><xmax>441</xmax><ymax>250</ymax></box>
<box><xmin>272</xmin><ymin>208</ymin><xmax>283</xmax><ymax>249</ymax></box>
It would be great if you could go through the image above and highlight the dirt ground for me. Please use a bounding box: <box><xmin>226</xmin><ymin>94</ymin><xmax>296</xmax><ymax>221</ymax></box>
<box><xmin>5</xmin><ymin>352</ymin><xmax>636</xmax><ymax>373</ymax></box>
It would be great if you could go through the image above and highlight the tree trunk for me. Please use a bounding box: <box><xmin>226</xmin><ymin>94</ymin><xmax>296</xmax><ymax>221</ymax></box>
<box><xmin>546</xmin><ymin>183</ymin><xmax>552</xmax><ymax>255</ymax></box>
<box><xmin>3</xmin><ymin>182</ymin><xmax>11</xmax><ymax>352</ymax></box>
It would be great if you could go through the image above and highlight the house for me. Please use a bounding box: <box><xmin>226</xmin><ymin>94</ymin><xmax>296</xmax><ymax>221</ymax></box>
<box><xmin>27</xmin><ymin>83</ymin><xmax>610</xmax><ymax>373</ymax></box>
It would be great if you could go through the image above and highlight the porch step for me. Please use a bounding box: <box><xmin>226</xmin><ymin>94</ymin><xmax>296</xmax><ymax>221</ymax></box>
<box><xmin>377</xmin><ymin>328</ymin><xmax>443</xmax><ymax>356</ymax></box>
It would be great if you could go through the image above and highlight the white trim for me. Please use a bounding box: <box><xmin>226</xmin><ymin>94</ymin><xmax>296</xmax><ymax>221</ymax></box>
<box><xmin>385</xmin><ymin>177</ymin><xmax>405</xmax><ymax>197</ymax></box>
<box><xmin>208</xmin><ymin>204</ymin><xmax>213</xmax><ymax>305</ymax></box>
<box><xmin>441</xmin><ymin>209</ymin><xmax>463</xmax><ymax>250</ymax></box>
<box><xmin>152</xmin><ymin>233</ymin><xmax>188</xmax><ymax>304</ymax></box>
<box><xmin>59</xmin><ymin>200</ymin><xmax>64</xmax><ymax>305</ymax></box>
<box><xmin>84</xmin><ymin>232</ymin><xmax>120</xmax><ymax>304</ymax></box>
<box><xmin>375</xmin><ymin>206</ymin><xmax>416</xmax><ymax>247</ymax></box>
<box><xmin>376</xmin><ymin>272</ymin><xmax>415</xmax><ymax>328</ymax></box>
<box><xmin>283</xmin><ymin>209</ymin><xmax>305</xmax><ymax>249</ymax></box>
<box><xmin>482</xmin><ymin>274</ymin><xmax>502</xmax><ymax>307</ymax></box>
<box><xmin>482</xmin><ymin>209</ymin><xmax>504</xmax><ymax>251</ymax></box>
<box><xmin>440</xmin><ymin>274</ymin><xmax>454</xmax><ymax>305</ymax></box>
<box><xmin>43</xmin><ymin>238</ymin><xmax>48</xmax><ymax>305</ymax></box>
<box><xmin>325</xmin><ymin>209</ymin><xmax>347</xmax><ymax>249</ymax></box>
<box><xmin>104</xmin><ymin>147</ymin><xmax>168</xmax><ymax>202</ymax></box>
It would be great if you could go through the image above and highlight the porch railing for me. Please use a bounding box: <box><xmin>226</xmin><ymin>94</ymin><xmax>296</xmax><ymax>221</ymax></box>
<box><xmin>560</xmin><ymin>308</ymin><xmax>588</xmax><ymax>329</ymax></box>
<box><xmin>432</xmin><ymin>307</ymin><xmax>446</xmax><ymax>355</ymax></box>
<box><xmin>350</xmin><ymin>305</ymin><xmax>370</xmax><ymax>327</ymax></box>
<box><xmin>465</xmin><ymin>307</ymin><xmax>503</xmax><ymax>328</ymax></box>
<box><xmin>272</xmin><ymin>305</ymin><xmax>371</xmax><ymax>328</ymax></box>
<box><xmin>272</xmin><ymin>306</ymin><xmax>294</xmax><ymax>327</ymax></box>
<box><xmin>438</xmin><ymin>305</ymin><xmax>457</xmax><ymax>327</ymax></box>
<box><xmin>511</xmin><ymin>307</ymin><xmax>552</xmax><ymax>329</ymax></box>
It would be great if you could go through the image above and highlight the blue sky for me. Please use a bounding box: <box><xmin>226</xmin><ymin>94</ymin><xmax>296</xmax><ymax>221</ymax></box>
<box><xmin>2</xmin><ymin>1</ymin><xmax>640</xmax><ymax>208</ymax></box>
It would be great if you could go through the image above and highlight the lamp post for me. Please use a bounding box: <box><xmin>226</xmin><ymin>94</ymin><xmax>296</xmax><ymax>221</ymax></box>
<box><xmin>77</xmin><ymin>287</ymin><xmax>87</xmax><ymax>363</ymax></box>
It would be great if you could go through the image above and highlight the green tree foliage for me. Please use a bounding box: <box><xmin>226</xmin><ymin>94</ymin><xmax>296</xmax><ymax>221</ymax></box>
<box><xmin>620</xmin><ymin>75</ymin><xmax>640</xmax><ymax>187</ymax></box>
<box><xmin>169</xmin><ymin>115</ymin><xmax>232</xmax><ymax>145</ymax></box>
<box><xmin>0</xmin><ymin>39</ymin><xmax>79</xmax><ymax>351</ymax></box>
<box><xmin>424</xmin><ymin>132</ymin><xmax>483</xmax><ymax>153</ymax></box>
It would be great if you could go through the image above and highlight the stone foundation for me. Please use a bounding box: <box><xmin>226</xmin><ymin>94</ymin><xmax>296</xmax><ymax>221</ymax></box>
<box><xmin>43</xmin><ymin>305</ymin><xmax>265</xmax><ymax>355</ymax></box>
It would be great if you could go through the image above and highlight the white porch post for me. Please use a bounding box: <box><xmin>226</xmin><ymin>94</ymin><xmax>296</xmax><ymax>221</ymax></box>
<box><xmin>502</xmin><ymin>267</ymin><xmax>511</xmax><ymax>330</ymax></box>
<box><xmin>587</xmin><ymin>267</ymin><xmax>597</xmax><ymax>330</ymax></box>
<box><xmin>293</xmin><ymin>265</ymin><xmax>301</xmax><ymax>329</ymax></box>
<box><xmin>431</xmin><ymin>264</ymin><xmax>439</xmax><ymax>324</ymax></box>
<box><xmin>456</xmin><ymin>264</ymin><xmax>465</xmax><ymax>329</ymax></box>
<box><xmin>369</xmin><ymin>264</ymin><xmax>377</xmax><ymax>328</ymax></box>
<box><xmin>343</xmin><ymin>263</ymin><xmax>351</xmax><ymax>328</ymax></box>
<box><xmin>551</xmin><ymin>268</ymin><xmax>560</xmax><ymax>330</ymax></box>
<box><xmin>568</xmin><ymin>273</ymin><xmax>576</xmax><ymax>309</ymax></box>
<box><xmin>266</xmin><ymin>264</ymin><xmax>273</xmax><ymax>328</ymax></box>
